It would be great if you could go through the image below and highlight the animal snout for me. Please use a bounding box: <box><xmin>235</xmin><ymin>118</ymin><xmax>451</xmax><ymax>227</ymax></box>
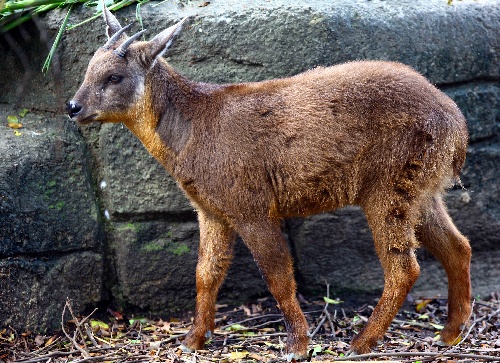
<box><xmin>67</xmin><ymin>100</ymin><xmax>83</xmax><ymax>118</ymax></box>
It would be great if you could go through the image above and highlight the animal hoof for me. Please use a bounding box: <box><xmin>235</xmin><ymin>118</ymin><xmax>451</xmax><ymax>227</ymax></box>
<box><xmin>286</xmin><ymin>352</ymin><xmax>308</xmax><ymax>362</ymax></box>
<box><xmin>179</xmin><ymin>344</ymin><xmax>194</xmax><ymax>353</ymax></box>
<box><xmin>440</xmin><ymin>327</ymin><xmax>464</xmax><ymax>346</ymax></box>
<box><xmin>435</xmin><ymin>339</ymin><xmax>447</xmax><ymax>347</ymax></box>
<box><xmin>345</xmin><ymin>350</ymin><xmax>357</xmax><ymax>357</ymax></box>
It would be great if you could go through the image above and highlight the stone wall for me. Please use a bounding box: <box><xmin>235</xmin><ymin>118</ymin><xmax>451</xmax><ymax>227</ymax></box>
<box><xmin>0</xmin><ymin>0</ymin><xmax>499</xmax><ymax>331</ymax></box>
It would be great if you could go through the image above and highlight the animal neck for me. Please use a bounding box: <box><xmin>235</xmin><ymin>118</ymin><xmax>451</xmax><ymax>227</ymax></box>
<box><xmin>124</xmin><ymin>60</ymin><xmax>200</xmax><ymax>174</ymax></box>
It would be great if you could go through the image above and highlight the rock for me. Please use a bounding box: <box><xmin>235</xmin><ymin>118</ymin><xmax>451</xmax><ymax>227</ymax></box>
<box><xmin>445</xmin><ymin>84</ymin><xmax>500</xmax><ymax>143</ymax></box>
<box><xmin>110</xmin><ymin>220</ymin><xmax>266</xmax><ymax>313</ymax></box>
<box><xmin>148</xmin><ymin>0</ymin><xmax>500</xmax><ymax>85</ymax></box>
<box><xmin>0</xmin><ymin>106</ymin><xmax>103</xmax><ymax>254</ymax></box>
<box><xmin>110</xmin><ymin>220</ymin><xmax>200</xmax><ymax>313</ymax></box>
<box><xmin>0</xmin><ymin>105</ymin><xmax>104</xmax><ymax>330</ymax></box>
<box><xmin>98</xmin><ymin>124</ymin><xmax>193</xmax><ymax>219</ymax></box>
<box><xmin>447</xmin><ymin>145</ymin><xmax>500</xmax><ymax>250</ymax></box>
<box><xmin>2</xmin><ymin>0</ymin><xmax>499</xmax><ymax>112</ymax></box>
<box><xmin>0</xmin><ymin>252</ymin><xmax>103</xmax><ymax>331</ymax></box>
<box><xmin>288</xmin><ymin>208</ymin><xmax>381</xmax><ymax>297</ymax></box>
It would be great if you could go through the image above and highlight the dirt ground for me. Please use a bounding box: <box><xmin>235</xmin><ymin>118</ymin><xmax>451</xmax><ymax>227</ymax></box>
<box><xmin>2</xmin><ymin>292</ymin><xmax>499</xmax><ymax>363</ymax></box>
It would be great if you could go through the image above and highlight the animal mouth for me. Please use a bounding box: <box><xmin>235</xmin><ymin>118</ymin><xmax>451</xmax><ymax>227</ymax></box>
<box><xmin>77</xmin><ymin>114</ymin><xmax>98</xmax><ymax>124</ymax></box>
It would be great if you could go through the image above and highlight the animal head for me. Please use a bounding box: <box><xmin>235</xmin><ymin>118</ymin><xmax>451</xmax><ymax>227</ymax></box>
<box><xmin>67</xmin><ymin>3</ymin><xmax>188</xmax><ymax>124</ymax></box>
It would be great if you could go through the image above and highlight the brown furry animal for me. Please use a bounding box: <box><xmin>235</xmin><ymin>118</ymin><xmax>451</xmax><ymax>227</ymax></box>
<box><xmin>68</xmin><ymin>5</ymin><xmax>471</xmax><ymax>360</ymax></box>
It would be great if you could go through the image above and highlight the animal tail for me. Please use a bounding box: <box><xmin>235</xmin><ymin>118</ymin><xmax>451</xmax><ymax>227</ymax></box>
<box><xmin>451</xmin><ymin>113</ymin><xmax>469</xmax><ymax>186</ymax></box>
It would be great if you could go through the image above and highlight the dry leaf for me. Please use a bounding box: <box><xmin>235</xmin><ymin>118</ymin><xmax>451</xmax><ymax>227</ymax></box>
<box><xmin>34</xmin><ymin>335</ymin><xmax>44</xmax><ymax>346</ymax></box>
<box><xmin>8</xmin><ymin>122</ymin><xmax>23</xmax><ymax>129</ymax></box>
<box><xmin>45</xmin><ymin>336</ymin><xmax>57</xmax><ymax>347</ymax></box>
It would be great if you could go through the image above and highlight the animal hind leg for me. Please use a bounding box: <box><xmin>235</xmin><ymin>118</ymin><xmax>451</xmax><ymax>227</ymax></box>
<box><xmin>351</xmin><ymin>199</ymin><xmax>421</xmax><ymax>354</ymax></box>
<box><xmin>417</xmin><ymin>194</ymin><xmax>471</xmax><ymax>345</ymax></box>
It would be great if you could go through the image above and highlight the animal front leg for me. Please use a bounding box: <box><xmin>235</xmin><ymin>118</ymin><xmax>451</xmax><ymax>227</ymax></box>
<box><xmin>182</xmin><ymin>210</ymin><xmax>236</xmax><ymax>351</ymax></box>
<box><xmin>237</xmin><ymin>221</ymin><xmax>310</xmax><ymax>361</ymax></box>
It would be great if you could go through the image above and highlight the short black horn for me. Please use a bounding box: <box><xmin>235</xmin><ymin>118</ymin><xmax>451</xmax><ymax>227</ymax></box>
<box><xmin>113</xmin><ymin>29</ymin><xmax>147</xmax><ymax>57</ymax></box>
<box><xmin>102</xmin><ymin>23</ymin><xmax>133</xmax><ymax>49</ymax></box>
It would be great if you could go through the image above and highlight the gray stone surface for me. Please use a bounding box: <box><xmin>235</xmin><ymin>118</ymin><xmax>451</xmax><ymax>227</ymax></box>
<box><xmin>0</xmin><ymin>106</ymin><xmax>102</xmax><ymax>254</ymax></box>
<box><xmin>110</xmin><ymin>220</ymin><xmax>267</xmax><ymax>313</ymax></box>
<box><xmin>288</xmin><ymin>208</ymin><xmax>380</xmax><ymax>297</ymax></box>
<box><xmin>445</xmin><ymin>84</ymin><xmax>500</xmax><ymax>143</ymax></box>
<box><xmin>0</xmin><ymin>105</ymin><xmax>104</xmax><ymax>331</ymax></box>
<box><xmin>110</xmin><ymin>220</ymin><xmax>200</xmax><ymax>313</ymax></box>
<box><xmin>0</xmin><ymin>252</ymin><xmax>103</xmax><ymax>331</ymax></box>
<box><xmin>138</xmin><ymin>0</ymin><xmax>500</xmax><ymax>85</ymax></box>
<box><xmin>0</xmin><ymin>0</ymin><xmax>499</xmax><ymax>331</ymax></box>
<box><xmin>99</xmin><ymin>124</ymin><xmax>193</xmax><ymax>218</ymax></box>
<box><xmin>448</xmin><ymin>146</ymin><xmax>500</xmax><ymax>250</ymax></box>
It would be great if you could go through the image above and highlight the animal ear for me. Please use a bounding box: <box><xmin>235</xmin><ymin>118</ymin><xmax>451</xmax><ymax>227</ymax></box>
<box><xmin>144</xmin><ymin>17</ymin><xmax>189</xmax><ymax>64</ymax></box>
<box><xmin>102</xmin><ymin>0</ymin><xmax>123</xmax><ymax>38</ymax></box>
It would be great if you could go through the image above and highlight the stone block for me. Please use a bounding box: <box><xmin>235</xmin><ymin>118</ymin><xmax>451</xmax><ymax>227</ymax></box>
<box><xmin>0</xmin><ymin>106</ymin><xmax>104</xmax><ymax>331</ymax></box>
<box><xmin>445</xmin><ymin>84</ymin><xmax>500</xmax><ymax>143</ymax></box>
<box><xmin>0</xmin><ymin>252</ymin><xmax>103</xmax><ymax>332</ymax></box>
<box><xmin>110</xmin><ymin>220</ymin><xmax>266</xmax><ymax>314</ymax></box>
<box><xmin>98</xmin><ymin>123</ymin><xmax>193</xmax><ymax>219</ymax></box>
<box><xmin>0</xmin><ymin>106</ymin><xmax>102</xmax><ymax>255</ymax></box>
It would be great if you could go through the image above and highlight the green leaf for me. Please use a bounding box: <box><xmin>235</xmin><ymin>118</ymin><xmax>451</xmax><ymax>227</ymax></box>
<box><xmin>323</xmin><ymin>296</ymin><xmax>343</xmax><ymax>304</ymax></box>
<box><xmin>129</xmin><ymin>317</ymin><xmax>149</xmax><ymax>325</ymax></box>
<box><xmin>18</xmin><ymin>109</ymin><xmax>29</xmax><ymax>117</ymax></box>
<box><xmin>90</xmin><ymin>320</ymin><xmax>109</xmax><ymax>329</ymax></box>
<box><xmin>66</xmin><ymin>0</ymin><xmax>138</xmax><ymax>31</ymax></box>
<box><xmin>225</xmin><ymin>323</ymin><xmax>248</xmax><ymax>331</ymax></box>
<box><xmin>311</xmin><ymin>345</ymin><xmax>322</xmax><ymax>356</ymax></box>
<box><xmin>430</xmin><ymin>323</ymin><xmax>444</xmax><ymax>330</ymax></box>
<box><xmin>7</xmin><ymin>115</ymin><xmax>19</xmax><ymax>124</ymax></box>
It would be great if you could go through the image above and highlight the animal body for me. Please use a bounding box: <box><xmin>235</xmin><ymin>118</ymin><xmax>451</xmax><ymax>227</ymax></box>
<box><xmin>68</xmin><ymin>5</ymin><xmax>471</xmax><ymax>360</ymax></box>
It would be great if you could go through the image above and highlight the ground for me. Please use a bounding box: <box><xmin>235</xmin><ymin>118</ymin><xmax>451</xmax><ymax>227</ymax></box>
<box><xmin>1</xmin><ymin>292</ymin><xmax>499</xmax><ymax>363</ymax></box>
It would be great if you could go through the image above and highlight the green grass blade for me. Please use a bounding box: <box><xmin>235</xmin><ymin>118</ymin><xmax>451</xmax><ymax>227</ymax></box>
<box><xmin>66</xmin><ymin>0</ymin><xmax>134</xmax><ymax>30</ymax></box>
<box><xmin>42</xmin><ymin>3</ymin><xmax>72</xmax><ymax>73</ymax></box>
<box><xmin>2</xmin><ymin>0</ymin><xmax>65</xmax><ymax>12</ymax></box>
<box><xmin>1</xmin><ymin>0</ymin><xmax>149</xmax><ymax>72</ymax></box>
<box><xmin>1</xmin><ymin>3</ymin><xmax>58</xmax><ymax>33</ymax></box>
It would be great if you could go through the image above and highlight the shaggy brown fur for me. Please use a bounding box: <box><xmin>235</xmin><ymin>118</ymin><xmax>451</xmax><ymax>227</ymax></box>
<box><xmin>68</xmin><ymin>8</ymin><xmax>471</xmax><ymax>359</ymax></box>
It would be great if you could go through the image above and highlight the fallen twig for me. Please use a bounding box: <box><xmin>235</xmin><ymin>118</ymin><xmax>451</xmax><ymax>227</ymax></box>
<box><xmin>310</xmin><ymin>283</ymin><xmax>336</xmax><ymax>339</ymax></box>
<box><xmin>218</xmin><ymin>313</ymin><xmax>283</xmax><ymax>330</ymax></box>
<box><xmin>5</xmin><ymin>293</ymin><xmax>499</xmax><ymax>363</ymax></box>
<box><xmin>328</xmin><ymin>350</ymin><xmax>500</xmax><ymax>361</ymax></box>
<box><xmin>13</xmin><ymin>350</ymin><xmax>80</xmax><ymax>363</ymax></box>
<box><xmin>61</xmin><ymin>299</ymin><xmax>90</xmax><ymax>358</ymax></box>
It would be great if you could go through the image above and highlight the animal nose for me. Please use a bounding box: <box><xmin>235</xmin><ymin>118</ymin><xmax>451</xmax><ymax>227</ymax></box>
<box><xmin>67</xmin><ymin>100</ymin><xmax>83</xmax><ymax>118</ymax></box>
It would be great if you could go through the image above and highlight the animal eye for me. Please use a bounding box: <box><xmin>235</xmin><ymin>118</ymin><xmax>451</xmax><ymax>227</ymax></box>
<box><xmin>108</xmin><ymin>75</ymin><xmax>123</xmax><ymax>84</ymax></box>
